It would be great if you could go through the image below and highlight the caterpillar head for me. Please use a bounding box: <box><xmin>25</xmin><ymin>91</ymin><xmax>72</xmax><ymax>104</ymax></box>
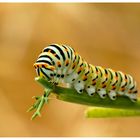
<box><xmin>34</xmin><ymin>63</ymin><xmax>55</xmax><ymax>81</ymax></box>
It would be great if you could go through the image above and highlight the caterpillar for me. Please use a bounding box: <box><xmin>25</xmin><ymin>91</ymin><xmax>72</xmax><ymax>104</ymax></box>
<box><xmin>34</xmin><ymin>44</ymin><xmax>138</xmax><ymax>102</ymax></box>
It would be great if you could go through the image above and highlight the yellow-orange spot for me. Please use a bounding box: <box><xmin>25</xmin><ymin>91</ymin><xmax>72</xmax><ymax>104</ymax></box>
<box><xmin>72</xmin><ymin>64</ymin><xmax>75</xmax><ymax>67</ymax></box>
<box><xmin>57</xmin><ymin>61</ymin><xmax>61</xmax><ymax>66</ymax></box>
<box><xmin>42</xmin><ymin>64</ymin><xmax>48</xmax><ymax>67</ymax></box>
<box><xmin>121</xmin><ymin>87</ymin><xmax>125</xmax><ymax>91</ymax></box>
<box><xmin>78</xmin><ymin>67</ymin><xmax>82</xmax><ymax>71</ymax></box>
<box><xmin>48</xmin><ymin>50</ymin><xmax>51</xmax><ymax>53</ymax></box>
<box><xmin>35</xmin><ymin>63</ymin><xmax>48</xmax><ymax>68</ymax></box>
<box><xmin>115</xmin><ymin>76</ymin><xmax>118</xmax><ymax>80</ymax></box>
<box><xmin>65</xmin><ymin>60</ymin><xmax>69</xmax><ymax>64</ymax></box>
<box><xmin>112</xmin><ymin>85</ymin><xmax>116</xmax><ymax>89</ymax></box>
<box><xmin>65</xmin><ymin>60</ymin><xmax>69</xmax><ymax>66</ymax></box>
<box><xmin>92</xmin><ymin>80</ymin><xmax>96</xmax><ymax>84</ymax></box>
<box><xmin>102</xmin><ymin>84</ymin><xmax>106</xmax><ymax>88</ymax></box>
<box><xmin>83</xmin><ymin>76</ymin><xmax>87</xmax><ymax>80</ymax></box>
<box><xmin>50</xmin><ymin>66</ymin><xmax>55</xmax><ymax>71</ymax></box>
<box><xmin>105</xmin><ymin>74</ymin><xmax>108</xmax><ymax>77</ymax></box>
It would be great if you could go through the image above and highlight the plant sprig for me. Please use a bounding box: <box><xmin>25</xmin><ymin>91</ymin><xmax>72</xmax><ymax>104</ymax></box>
<box><xmin>27</xmin><ymin>88</ymin><xmax>52</xmax><ymax>120</ymax></box>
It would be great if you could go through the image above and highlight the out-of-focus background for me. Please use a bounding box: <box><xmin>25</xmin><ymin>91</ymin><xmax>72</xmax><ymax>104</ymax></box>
<box><xmin>0</xmin><ymin>3</ymin><xmax>140</xmax><ymax>137</ymax></box>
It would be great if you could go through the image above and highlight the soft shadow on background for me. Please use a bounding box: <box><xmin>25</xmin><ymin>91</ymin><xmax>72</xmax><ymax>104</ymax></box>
<box><xmin>0</xmin><ymin>3</ymin><xmax>140</xmax><ymax>137</ymax></box>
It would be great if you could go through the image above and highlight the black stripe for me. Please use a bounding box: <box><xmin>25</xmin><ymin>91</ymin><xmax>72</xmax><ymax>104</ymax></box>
<box><xmin>121</xmin><ymin>82</ymin><xmax>127</xmax><ymax>88</ymax></box>
<box><xmin>43</xmin><ymin>48</ymin><xmax>60</xmax><ymax>60</ymax></box>
<box><xmin>50</xmin><ymin>45</ymin><xmax>66</xmax><ymax>61</ymax></box>
<box><xmin>96</xmin><ymin>75</ymin><xmax>99</xmax><ymax>79</ymax></box>
<box><xmin>69</xmin><ymin>47</ymin><xmax>73</xmax><ymax>60</ymax></box>
<box><xmin>37</xmin><ymin>68</ymin><xmax>40</xmax><ymax>76</ymax></box>
<box><xmin>112</xmin><ymin>83</ymin><xmax>116</xmax><ymax>86</ymax></box>
<box><xmin>98</xmin><ymin>68</ymin><xmax>103</xmax><ymax>77</ymax></box>
<box><xmin>42</xmin><ymin>65</ymin><xmax>53</xmax><ymax>71</ymax></box>
<box><xmin>83</xmin><ymin>78</ymin><xmax>87</xmax><ymax>81</ymax></box>
<box><xmin>62</xmin><ymin>45</ymin><xmax>70</xmax><ymax>59</ymax></box>
<box><xmin>91</xmin><ymin>67</ymin><xmax>94</xmax><ymax>73</ymax></box>
<box><xmin>73</xmin><ymin>55</ymin><xmax>77</xmax><ymax>63</ymax></box>
<box><xmin>39</xmin><ymin>55</ymin><xmax>55</xmax><ymax>65</ymax></box>
<box><xmin>78</xmin><ymin>70</ymin><xmax>81</xmax><ymax>74</ymax></box>
<box><xmin>128</xmin><ymin>76</ymin><xmax>131</xmax><ymax>84</ymax></box>
<box><xmin>70</xmin><ymin>50</ymin><xmax>73</xmax><ymax>60</ymax></box>
<box><xmin>85</xmin><ymin>71</ymin><xmax>89</xmax><ymax>76</ymax></box>
<box><xmin>77</xmin><ymin>55</ymin><xmax>80</xmax><ymax>64</ymax></box>
<box><xmin>133</xmin><ymin>90</ymin><xmax>138</xmax><ymax>93</ymax></box>
<box><xmin>125</xmin><ymin>74</ymin><xmax>127</xmax><ymax>80</ymax></box>
<box><xmin>71</xmin><ymin>47</ymin><xmax>75</xmax><ymax>53</ymax></box>
<box><xmin>36</xmin><ymin>60</ymin><xmax>52</xmax><ymax>65</ymax></box>
<box><xmin>92</xmin><ymin>82</ymin><xmax>96</xmax><ymax>86</ymax></box>
<box><xmin>115</xmin><ymin>72</ymin><xmax>118</xmax><ymax>77</ymax></box>
<box><xmin>62</xmin><ymin>45</ymin><xmax>67</xmax><ymax>49</ymax></box>
<box><xmin>130</xmin><ymin>85</ymin><xmax>135</xmax><ymax>90</ymax></box>
<box><xmin>112</xmin><ymin>80</ymin><xmax>118</xmax><ymax>86</ymax></box>
<box><xmin>67</xmin><ymin>50</ymin><xmax>70</xmax><ymax>59</ymax></box>
<box><xmin>72</xmin><ymin>64</ymin><xmax>75</xmax><ymax>69</ymax></box>
<box><xmin>105</xmin><ymin>69</ymin><xmax>108</xmax><ymax>75</ymax></box>
<box><xmin>40</xmin><ymin>68</ymin><xmax>50</xmax><ymax>79</ymax></box>
<box><xmin>92</xmin><ymin>75</ymin><xmax>98</xmax><ymax>81</ymax></box>
<box><xmin>118</xmin><ymin>72</ymin><xmax>123</xmax><ymax>82</ymax></box>
<box><xmin>80</xmin><ymin>63</ymin><xmax>83</xmax><ymax>67</ymax></box>
<box><xmin>102</xmin><ymin>85</ymin><xmax>106</xmax><ymax>88</ymax></box>
<box><xmin>102</xmin><ymin>80</ymin><xmax>106</xmax><ymax>85</ymax></box>
<box><xmin>95</xmin><ymin>66</ymin><xmax>98</xmax><ymax>72</ymax></box>
<box><xmin>108</xmin><ymin>70</ymin><xmax>113</xmax><ymax>80</ymax></box>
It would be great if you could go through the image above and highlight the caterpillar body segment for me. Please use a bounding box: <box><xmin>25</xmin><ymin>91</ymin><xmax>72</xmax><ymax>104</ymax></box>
<box><xmin>85</xmin><ymin>64</ymin><xmax>98</xmax><ymax>96</ymax></box>
<box><xmin>34</xmin><ymin>44</ymin><xmax>138</xmax><ymax>102</ymax></box>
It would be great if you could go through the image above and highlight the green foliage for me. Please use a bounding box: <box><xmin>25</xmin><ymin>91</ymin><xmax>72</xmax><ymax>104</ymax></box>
<box><xmin>27</xmin><ymin>77</ymin><xmax>140</xmax><ymax>120</ymax></box>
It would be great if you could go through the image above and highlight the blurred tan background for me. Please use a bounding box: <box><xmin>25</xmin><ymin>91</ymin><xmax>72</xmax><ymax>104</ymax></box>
<box><xmin>0</xmin><ymin>3</ymin><xmax>140</xmax><ymax>137</ymax></box>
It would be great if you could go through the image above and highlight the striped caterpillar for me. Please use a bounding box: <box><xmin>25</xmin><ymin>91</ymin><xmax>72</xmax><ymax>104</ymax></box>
<box><xmin>34</xmin><ymin>44</ymin><xmax>138</xmax><ymax>102</ymax></box>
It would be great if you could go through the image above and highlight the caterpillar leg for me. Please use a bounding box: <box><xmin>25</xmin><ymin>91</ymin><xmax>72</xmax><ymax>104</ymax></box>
<box><xmin>108</xmin><ymin>90</ymin><xmax>117</xmax><ymax>100</ymax></box>
<box><xmin>86</xmin><ymin>85</ymin><xmax>96</xmax><ymax>96</ymax></box>
<box><xmin>73</xmin><ymin>80</ymin><xmax>84</xmax><ymax>94</ymax></box>
<box><xmin>125</xmin><ymin>93</ymin><xmax>137</xmax><ymax>102</ymax></box>
<box><xmin>97</xmin><ymin>88</ymin><xmax>107</xmax><ymax>99</ymax></box>
<box><xmin>129</xmin><ymin>93</ymin><xmax>137</xmax><ymax>102</ymax></box>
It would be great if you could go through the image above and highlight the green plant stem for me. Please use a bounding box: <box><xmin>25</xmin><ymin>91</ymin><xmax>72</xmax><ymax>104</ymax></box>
<box><xmin>85</xmin><ymin>107</ymin><xmax>140</xmax><ymax>118</ymax></box>
<box><xmin>28</xmin><ymin>77</ymin><xmax>140</xmax><ymax>120</ymax></box>
<box><xmin>35</xmin><ymin>77</ymin><xmax>140</xmax><ymax>111</ymax></box>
